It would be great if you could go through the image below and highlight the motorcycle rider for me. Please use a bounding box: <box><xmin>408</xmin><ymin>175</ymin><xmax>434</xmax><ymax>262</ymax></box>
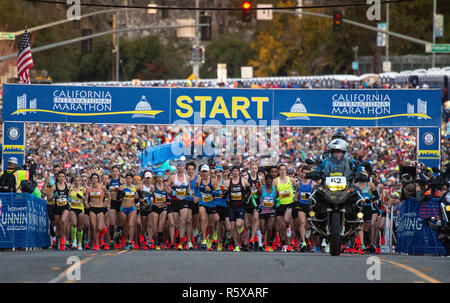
<box><xmin>317</xmin><ymin>138</ymin><xmax>355</xmax><ymax>179</ymax></box>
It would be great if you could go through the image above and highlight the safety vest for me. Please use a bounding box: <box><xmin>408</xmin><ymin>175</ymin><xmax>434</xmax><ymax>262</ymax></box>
<box><xmin>15</xmin><ymin>170</ymin><xmax>29</xmax><ymax>191</ymax></box>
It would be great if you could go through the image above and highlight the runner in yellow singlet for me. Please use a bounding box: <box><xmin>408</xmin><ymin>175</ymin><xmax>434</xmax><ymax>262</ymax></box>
<box><xmin>273</xmin><ymin>164</ymin><xmax>294</xmax><ymax>253</ymax></box>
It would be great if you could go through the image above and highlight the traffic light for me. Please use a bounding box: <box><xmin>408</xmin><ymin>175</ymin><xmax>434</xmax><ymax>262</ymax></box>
<box><xmin>192</xmin><ymin>47</ymin><xmax>205</xmax><ymax>63</ymax></box>
<box><xmin>200</xmin><ymin>14</ymin><xmax>212</xmax><ymax>41</ymax></box>
<box><xmin>333</xmin><ymin>11</ymin><xmax>343</xmax><ymax>32</ymax></box>
<box><xmin>242</xmin><ymin>1</ymin><xmax>252</xmax><ymax>23</ymax></box>
<box><xmin>81</xmin><ymin>29</ymin><xmax>92</xmax><ymax>53</ymax></box>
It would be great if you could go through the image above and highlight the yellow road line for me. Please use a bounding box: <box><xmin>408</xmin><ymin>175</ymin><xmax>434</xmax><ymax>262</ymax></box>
<box><xmin>381</xmin><ymin>258</ymin><xmax>441</xmax><ymax>283</ymax></box>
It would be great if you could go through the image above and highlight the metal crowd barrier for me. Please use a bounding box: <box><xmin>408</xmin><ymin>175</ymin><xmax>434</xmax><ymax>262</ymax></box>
<box><xmin>0</xmin><ymin>193</ymin><xmax>50</xmax><ymax>250</ymax></box>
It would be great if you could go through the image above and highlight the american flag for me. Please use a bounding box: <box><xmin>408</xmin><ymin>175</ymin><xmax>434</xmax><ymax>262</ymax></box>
<box><xmin>17</xmin><ymin>29</ymin><xmax>34</xmax><ymax>84</ymax></box>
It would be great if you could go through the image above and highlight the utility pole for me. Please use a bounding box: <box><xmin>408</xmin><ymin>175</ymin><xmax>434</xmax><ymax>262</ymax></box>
<box><xmin>116</xmin><ymin>11</ymin><xmax>120</xmax><ymax>82</ymax></box>
<box><xmin>432</xmin><ymin>0</ymin><xmax>436</xmax><ymax>68</ymax></box>
<box><xmin>112</xmin><ymin>13</ymin><xmax>117</xmax><ymax>81</ymax></box>
<box><xmin>193</xmin><ymin>0</ymin><xmax>200</xmax><ymax>80</ymax></box>
<box><xmin>386</xmin><ymin>2</ymin><xmax>389</xmax><ymax>63</ymax></box>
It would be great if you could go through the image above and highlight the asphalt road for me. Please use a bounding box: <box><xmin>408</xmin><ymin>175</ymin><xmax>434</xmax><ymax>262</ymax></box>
<box><xmin>0</xmin><ymin>248</ymin><xmax>448</xmax><ymax>283</ymax></box>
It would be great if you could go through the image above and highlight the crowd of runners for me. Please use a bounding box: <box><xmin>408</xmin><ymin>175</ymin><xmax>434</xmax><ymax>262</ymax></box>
<box><xmin>40</xmin><ymin>139</ymin><xmax>402</xmax><ymax>254</ymax></box>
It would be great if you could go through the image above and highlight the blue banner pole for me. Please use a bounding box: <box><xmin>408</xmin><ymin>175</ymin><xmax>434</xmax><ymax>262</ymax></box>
<box><xmin>417</xmin><ymin>127</ymin><xmax>441</xmax><ymax>170</ymax></box>
<box><xmin>2</xmin><ymin>122</ymin><xmax>26</xmax><ymax>170</ymax></box>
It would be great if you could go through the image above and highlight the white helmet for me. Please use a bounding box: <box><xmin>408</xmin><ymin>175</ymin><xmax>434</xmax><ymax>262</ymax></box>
<box><xmin>328</xmin><ymin>139</ymin><xmax>348</xmax><ymax>153</ymax></box>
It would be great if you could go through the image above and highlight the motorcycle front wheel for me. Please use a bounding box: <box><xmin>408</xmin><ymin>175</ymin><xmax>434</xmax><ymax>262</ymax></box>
<box><xmin>330</xmin><ymin>212</ymin><xmax>342</xmax><ymax>256</ymax></box>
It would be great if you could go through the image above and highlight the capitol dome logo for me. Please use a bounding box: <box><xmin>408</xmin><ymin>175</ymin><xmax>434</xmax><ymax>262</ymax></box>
<box><xmin>133</xmin><ymin>95</ymin><xmax>155</xmax><ymax>118</ymax></box>
<box><xmin>287</xmin><ymin>98</ymin><xmax>310</xmax><ymax>120</ymax></box>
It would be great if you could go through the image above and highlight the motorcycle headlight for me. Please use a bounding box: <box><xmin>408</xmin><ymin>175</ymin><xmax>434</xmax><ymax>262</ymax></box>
<box><xmin>445</xmin><ymin>205</ymin><xmax>450</xmax><ymax>211</ymax></box>
<box><xmin>357</xmin><ymin>212</ymin><xmax>364</xmax><ymax>219</ymax></box>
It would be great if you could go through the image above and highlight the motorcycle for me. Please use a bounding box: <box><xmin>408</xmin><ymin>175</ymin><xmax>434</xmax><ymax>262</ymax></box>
<box><xmin>305</xmin><ymin>159</ymin><xmax>366</xmax><ymax>256</ymax></box>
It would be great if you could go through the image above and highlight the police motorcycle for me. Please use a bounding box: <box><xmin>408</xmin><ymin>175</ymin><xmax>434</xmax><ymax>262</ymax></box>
<box><xmin>304</xmin><ymin>139</ymin><xmax>366</xmax><ymax>256</ymax></box>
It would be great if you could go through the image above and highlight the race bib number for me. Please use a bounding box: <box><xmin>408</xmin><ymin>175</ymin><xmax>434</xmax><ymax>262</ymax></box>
<box><xmin>56</xmin><ymin>198</ymin><xmax>68</xmax><ymax>206</ymax></box>
<box><xmin>262</xmin><ymin>198</ymin><xmax>274</xmax><ymax>208</ymax></box>
<box><xmin>124</xmin><ymin>192</ymin><xmax>135</xmax><ymax>199</ymax></box>
<box><xmin>154</xmin><ymin>194</ymin><xmax>166</xmax><ymax>203</ymax></box>
<box><xmin>300</xmin><ymin>192</ymin><xmax>309</xmax><ymax>200</ymax></box>
<box><xmin>71</xmin><ymin>200</ymin><xmax>82</xmax><ymax>207</ymax></box>
<box><xmin>176</xmin><ymin>189</ymin><xmax>186</xmax><ymax>197</ymax></box>
<box><xmin>280</xmin><ymin>190</ymin><xmax>291</xmax><ymax>199</ymax></box>
<box><xmin>202</xmin><ymin>194</ymin><xmax>213</xmax><ymax>202</ymax></box>
<box><xmin>231</xmin><ymin>192</ymin><xmax>242</xmax><ymax>200</ymax></box>
<box><xmin>325</xmin><ymin>176</ymin><xmax>347</xmax><ymax>191</ymax></box>
<box><xmin>90</xmin><ymin>193</ymin><xmax>101</xmax><ymax>199</ymax></box>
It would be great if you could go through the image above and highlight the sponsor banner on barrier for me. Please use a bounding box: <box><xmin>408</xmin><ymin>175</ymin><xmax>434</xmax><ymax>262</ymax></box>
<box><xmin>0</xmin><ymin>193</ymin><xmax>50</xmax><ymax>249</ymax></box>
<box><xmin>396</xmin><ymin>198</ymin><xmax>446</xmax><ymax>255</ymax></box>
<box><xmin>2</xmin><ymin>84</ymin><xmax>442</xmax><ymax>127</ymax></box>
<box><xmin>417</xmin><ymin>127</ymin><xmax>440</xmax><ymax>169</ymax></box>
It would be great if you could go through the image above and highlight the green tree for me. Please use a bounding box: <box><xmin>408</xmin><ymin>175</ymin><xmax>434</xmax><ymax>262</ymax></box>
<box><xmin>200</xmin><ymin>34</ymin><xmax>255</xmax><ymax>78</ymax></box>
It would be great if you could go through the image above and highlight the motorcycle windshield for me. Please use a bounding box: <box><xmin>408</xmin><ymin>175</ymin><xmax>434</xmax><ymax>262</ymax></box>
<box><xmin>321</xmin><ymin>156</ymin><xmax>353</xmax><ymax>180</ymax></box>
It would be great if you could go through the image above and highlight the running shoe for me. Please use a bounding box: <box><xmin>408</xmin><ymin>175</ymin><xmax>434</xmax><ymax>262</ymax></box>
<box><xmin>207</xmin><ymin>239</ymin><xmax>212</xmax><ymax>250</ymax></box>
<box><xmin>201</xmin><ymin>239</ymin><xmax>207</xmax><ymax>249</ymax></box>
<box><xmin>71</xmin><ymin>241</ymin><xmax>77</xmax><ymax>249</ymax></box>
<box><xmin>315</xmin><ymin>246</ymin><xmax>321</xmax><ymax>253</ymax></box>
<box><xmin>228</xmin><ymin>244</ymin><xmax>234</xmax><ymax>251</ymax></box>
<box><xmin>217</xmin><ymin>243</ymin><xmax>223</xmax><ymax>251</ymax></box>
<box><xmin>124</xmin><ymin>242</ymin><xmax>132</xmax><ymax>250</ymax></box>
<box><xmin>77</xmin><ymin>244</ymin><xmax>83</xmax><ymax>251</ymax></box>
<box><xmin>265</xmin><ymin>245</ymin><xmax>270</xmax><ymax>252</ymax></box>
<box><xmin>99</xmin><ymin>240</ymin><xmax>105</xmax><ymax>247</ymax></box>
<box><xmin>156</xmin><ymin>245</ymin><xmax>161</xmax><ymax>251</ymax></box>
<box><xmin>292</xmin><ymin>238</ymin><xmax>299</xmax><ymax>250</ymax></box>
<box><xmin>213</xmin><ymin>231</ymin><xmax>218</xmax><ymax>241</ymax></box>
<box><xmin>212</xmin><ymin>240</ymin><xmax>218</xmax><ymax>250</ymax></box>
<box><xmin>300</xmin><ymin>242</ymin><xmax>307</xmax><ymax>252</ymax></box>
<box><xmin>234</xmin><ymin>245</ymin><xmax>241</xmax><ymax>252</ymax></box>
<box><xmin>248</xmin><ymin>240</ymin><xmax>254</xmax><ymax>250</ymax></box>
<box><xmin>51</xmin><ymin>239</ymin><xmax>57</xmax><ymax>249</ymax></box>
<box><xmin>59</xmin><ymin>237</ymin><xmax>66</xmax><ymax>251</ymax></box>
<box><xmin>133</xmin><ymin>242</ymin><xmax>139</xmax><ymax>250</ymax></box>
<box><xmin>169</xmin><ymin>242</ymin><xmax>176</xmax><ymax>250</ymax></box>
<box><xmin>325</xmin><ymin>243</ymin><xmax>330</xmax><ymax>253</ymax></box>
<box><xmin>93</xmin><ymin>243</ymin><xmax>100</xmax><ymax>251</ymax></box>
<box><xmin>281</xmin><ymin>245</ymin><xmax>288</xmax><ymax>253</ymax></box>
<box><xmin>375</xmin><ymin>246</ymin><xmax>380</xmax><ymax>254</ymax></box>
<box><xmin>84</xmin><ymin>242</ymin><xmax>90</xmax><ymax>250</ymax></box>
<box><xmin>237</xmin><ymin>226</ymin><xmax>244</xmax><ymax>234</ymax></box>
<box><xmin>103</xmin><ymin>244</ymin><xmax>110</xmax><ymax>250</ymax></box>
<box><xmin>287</xmin><ymin>245</ymin><xmax>294</xmax><ymax>252</ymax></box>
<box><xmin>258</xmin><ymin>244</ymin><xmax>264</xmax><ymax>251</ymax></box>
<box><xmin>142</xmin><ymin>241</ymin><xmax>148</xmax><ymax>250</ymax></box>
<box><xmin>187</xmin><ymin>242</ymin><xmax>194</xmax><ymax>250</ymax></box>
<box><xmin>178</xmin><ymin>243</ymin><xmax>183</xmax><ymax>251</ymax></box>
<box><xmin>321</xmin><ymin>239</ymin><xmax>327</xmax><ymax>250</ymax></box>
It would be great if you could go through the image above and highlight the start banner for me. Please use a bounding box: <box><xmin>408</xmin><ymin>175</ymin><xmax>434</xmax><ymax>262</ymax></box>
<box><xmin>1</xmin><ymin>84</ymin><xmax>441</xmax><ymax>127</ymax></box>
